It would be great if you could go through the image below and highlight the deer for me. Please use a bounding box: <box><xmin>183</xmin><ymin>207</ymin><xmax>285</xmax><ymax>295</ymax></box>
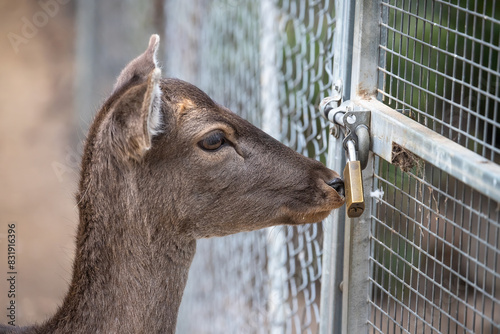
<box><xmin>0</xmin><ymin>34</ymin><xmax>345</xmax><ymax>334</ymax></box>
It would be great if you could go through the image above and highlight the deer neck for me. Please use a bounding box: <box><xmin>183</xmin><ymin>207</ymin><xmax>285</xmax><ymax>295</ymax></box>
<box><xmin>42</xmin><ymin>170</ymin><xmax>196</xmax><ymax>334</ymax></box>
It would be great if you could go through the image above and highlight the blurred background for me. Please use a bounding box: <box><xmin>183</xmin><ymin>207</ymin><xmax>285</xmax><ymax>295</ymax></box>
<box><xmin>0</xmin><ymin>0</ymin><xmax>164</xmax><ymax>325</ymax></box>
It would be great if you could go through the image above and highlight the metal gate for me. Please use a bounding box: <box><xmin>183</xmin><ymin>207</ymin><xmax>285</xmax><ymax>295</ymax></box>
<box><xmin>165</xmin><ymin>0</ymin><xmax>500</xmax><ymax>333</ymax></box>
<box><xmin>328</xmin><ymin>0</ymin><xmax>500</xmax><ymax>333</ymax></box>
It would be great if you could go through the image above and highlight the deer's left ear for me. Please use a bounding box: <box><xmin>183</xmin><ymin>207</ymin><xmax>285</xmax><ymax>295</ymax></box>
<box><xmin>108</xmin><ymin>35</ymin><xmax>163</xmax><ymax>162</ymax></box>
<box><xmin>113</xmin><ymin>34</ymin><xmax>160</xmax><ymax>94</ymax></box>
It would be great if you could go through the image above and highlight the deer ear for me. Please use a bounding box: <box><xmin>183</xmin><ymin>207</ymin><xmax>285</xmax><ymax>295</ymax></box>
<box><xmin>112</xmin><ymin>34</ymin><xmax>160</xmax><ymax>94</ymax></box>
<box><xmin>109</xmin><ymin>66</ymin><xmax>163</xmax><ymax>162</ymax></box>
<box><xmin>107</xmin><ymin>35</ymin><xmax>163</xmax><ymax>162</ymax></box>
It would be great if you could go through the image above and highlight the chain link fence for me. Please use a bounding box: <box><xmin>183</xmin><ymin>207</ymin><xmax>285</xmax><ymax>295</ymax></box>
<box><xmin>165</xmin><ymin>0</ymin><xmax>336</xmax><ymax>333</ymax></box>
<box><xmin>163</xmin><ymin>0</ymin><xmax>499</xmax><ymax>333</ymax></box>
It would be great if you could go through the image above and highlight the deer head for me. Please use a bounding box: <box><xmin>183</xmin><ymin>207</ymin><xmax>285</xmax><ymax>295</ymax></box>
<box><xmin>79</xmin><ymin>34</ymin><xmax>345</xmax><ymax>242</ymax></box>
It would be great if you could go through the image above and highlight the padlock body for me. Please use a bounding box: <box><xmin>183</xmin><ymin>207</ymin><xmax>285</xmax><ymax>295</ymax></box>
<box><xmin>343</xmin><ymin>160</ymin><xmax>365</xmax><ymax>218</ymax></box>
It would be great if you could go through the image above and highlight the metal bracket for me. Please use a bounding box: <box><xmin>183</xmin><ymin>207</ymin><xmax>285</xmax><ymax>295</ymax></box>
<box><xmin>320</xmin><ymin>80</ymin><xmax>343</xmax><ymax>138</ymax></box>
<box><xmin>320</xmin><ymin>99</ymin><xmax>371</xmax><ymax>170</ymax></box>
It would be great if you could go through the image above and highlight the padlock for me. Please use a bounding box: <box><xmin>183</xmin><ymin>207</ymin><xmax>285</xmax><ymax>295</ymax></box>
<box><xmin>344</xmin><ymin>141</ymin><xmax>365</xmax><ymax>218</ymax></box>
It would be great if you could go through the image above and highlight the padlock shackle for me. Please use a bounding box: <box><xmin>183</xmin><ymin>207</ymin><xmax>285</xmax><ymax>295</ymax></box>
<box><xmin>355</xmin><ymin>125</ymin><xmax>370</xmax><ymax>170</ymax></box>
<box><xmin>346</xmin><ymin>140</ymin><xmax>357</xmax><ymax>162</ymax></box>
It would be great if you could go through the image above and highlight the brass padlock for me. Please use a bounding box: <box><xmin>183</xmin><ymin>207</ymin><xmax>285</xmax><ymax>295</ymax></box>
<box><xmin>343</xmin><ymin>160</ymin><xmax>365</xmax><ymax>218</ymax></box>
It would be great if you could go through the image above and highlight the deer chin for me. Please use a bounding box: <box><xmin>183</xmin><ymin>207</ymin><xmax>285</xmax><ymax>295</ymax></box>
<box><xmin>279</xmin><ymin>205</ymin><xmax>342</xmax><ymax>225</ymax></box>
<box><xmin>277</xmin><ymin>186</ymin><xmax>346</xmax><ymax>224</ymax></box>
<box><xmin>296</xmin><ymin>210</ymin><xmax>334</xmax><ymax>224</ymax></box>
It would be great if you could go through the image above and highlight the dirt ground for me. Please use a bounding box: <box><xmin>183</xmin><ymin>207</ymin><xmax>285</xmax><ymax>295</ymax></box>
<box><xmin>0</xmin><ymin>1</ymin><xmax>77</xmax><ymax>326</ymax></box>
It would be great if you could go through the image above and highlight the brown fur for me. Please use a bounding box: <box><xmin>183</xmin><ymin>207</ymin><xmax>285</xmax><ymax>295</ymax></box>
<box><xmin>0</xmin><ymin>35</ymin><xmax>344</xmax><ymax>334</ymax></box>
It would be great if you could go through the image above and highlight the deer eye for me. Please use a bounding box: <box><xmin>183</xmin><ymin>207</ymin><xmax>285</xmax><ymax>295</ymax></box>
<box><xmin>199</xmin><ymin>131</ymin><xmax>227</xmax><ymax>151</ymax></box>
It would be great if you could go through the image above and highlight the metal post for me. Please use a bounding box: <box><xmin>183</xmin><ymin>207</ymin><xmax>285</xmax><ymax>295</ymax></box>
<box><xmin>319</xmin><ymin>136</ymin><xmax>347</xmax><ymax>334</ymax></box>
<box><xmin>341</xmin><ymin>0</ymin><xmax>382</xmax><ymax>333</ymax></box>
<box><xmin>319</xmin><ymin>0</ymin><xmax>355</xmax><ymax>333</ymax></box>
<box><xmin>260</xmin><ymin>1</ymin><xmax>286</xmax><ymax>333</ymax></box>
<box><xmin>350</xmin><ymin>0</ymin><xmax>383</xmax><ymax>97</ymax></box>
<box><xmin>341</xmin><ymin>154</ymin><xmax>374</xmax><ymax>334</ymax></box>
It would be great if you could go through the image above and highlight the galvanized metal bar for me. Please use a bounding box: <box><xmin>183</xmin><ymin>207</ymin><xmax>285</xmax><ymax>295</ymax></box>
<box><xmin>336</xmin><ymin>0</ymin><xmax>383</xmax><ymax>333</ymax></box>
<box><xmin>320</xmin><ymin>135</ymin><xmax>347</xmax><ymax>334</ymax></box>
<box><xmin>319</xmin><ymin>0</ymin><xmax>355</xmax><ymax>333</ymax></box>
<box><xmin>341</xmin><ymin>153</ymin><xmax>374</xmax><ymax>334</ymax></box>
<box><xmin>260</xmin><ymin>1</ymin><xmax>286</xmax><ymax>333</ymax></box>
<box><xmin>357</xmin><ymin>97</ymin><xmax>500</xmax><ymax>203</ymax></box>
<box><xmin>350</xmin><ymin>0</ymin><xmax>383</xmax><ymax>98</ymax></box>
<box><xmin>332</xmin><ymin>0</ymin><xmax>355</xmax><ymax>101</ymax></box>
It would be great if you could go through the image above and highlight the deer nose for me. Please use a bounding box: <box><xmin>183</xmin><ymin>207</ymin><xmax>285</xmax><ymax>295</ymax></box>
<box><xmin>327</xmin><ymin>178</ymin><xmax>345</xmax><ymax>197</ymax></box>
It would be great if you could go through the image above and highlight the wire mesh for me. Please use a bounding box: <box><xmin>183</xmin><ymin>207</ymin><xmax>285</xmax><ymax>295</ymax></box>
<box><xmin>166</xmin><ymin>0</ymin><xmax>336</xmax><ymax>333</ymax></box>
<box><xmin>377</xmin><ymin>0</ymin><xmax>500</xmax><ymax>163</ymax></box>
<box><xmin>370</xmin><ymin>1</ymin><xmax>500</xmax><ymax>333</ymax></box>
<box><xmin>369</xmin><ymin>155</ymin><xmax>500</xmax><ymax>333</ymax></box>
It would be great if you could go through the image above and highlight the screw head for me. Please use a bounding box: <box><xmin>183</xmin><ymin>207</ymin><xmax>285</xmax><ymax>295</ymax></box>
<box><xmin>347</xmin><ymin>206</ymin><xmax>364</xmax><ymax>218</ymax></box>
